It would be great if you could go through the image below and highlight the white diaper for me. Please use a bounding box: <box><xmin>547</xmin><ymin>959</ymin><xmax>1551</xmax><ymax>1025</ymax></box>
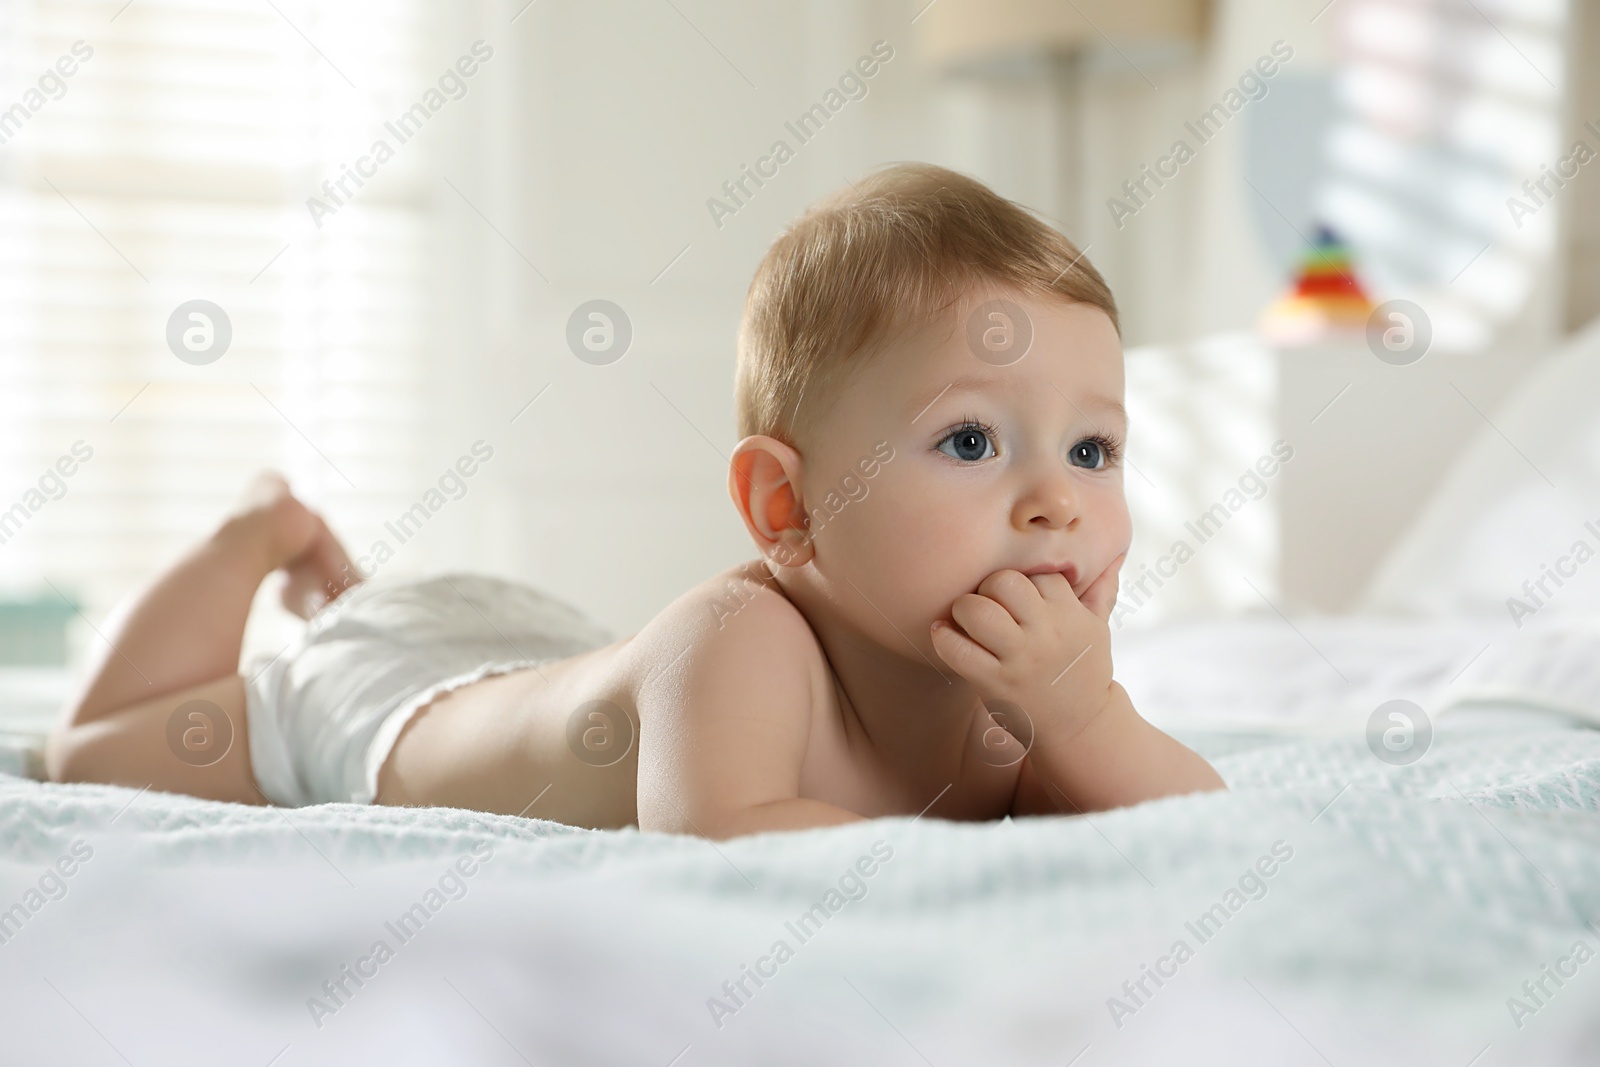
<box><xmin>242</xmin><ymin>573</ymin><xmax>614</xmax><ymax>807</ymax></box>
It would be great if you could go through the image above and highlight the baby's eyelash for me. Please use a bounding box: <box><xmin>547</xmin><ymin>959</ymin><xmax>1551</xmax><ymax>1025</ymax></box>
<box><xmin>929</xmin><ymin>415</ymin><xmax>1003</xmax><ymax>456</ymax></box>
<box><xmin>1081</xmin><ymin>431</ymin><xmax>1124</xmax><ymax>464</ymax></box>
<box><xmin>952</xmin><ymin>414</ymin><xmax>999</xmax><ymax>439</ymax></box>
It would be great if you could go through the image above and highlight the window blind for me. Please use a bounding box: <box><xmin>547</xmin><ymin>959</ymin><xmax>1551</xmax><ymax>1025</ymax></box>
<box><xmin>1317</xmin><ymin>0</ymin><xmax>1569</xmax><ymax>352</ymax></box>
<box><xmin>0</xmin><ymin>0</ymin><xmax>445</xmax><ymax>667</ymax></box>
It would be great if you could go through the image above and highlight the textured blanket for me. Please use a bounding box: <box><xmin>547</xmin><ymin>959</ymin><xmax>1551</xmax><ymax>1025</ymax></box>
<box><xmin>1</xmin><ymin>714</ymin><xmax>1597</xmax><ymax>1066</ymax></box>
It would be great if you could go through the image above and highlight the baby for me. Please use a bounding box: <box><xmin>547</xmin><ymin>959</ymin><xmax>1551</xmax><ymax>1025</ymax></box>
<box><xmin>47</xmin><ymin>163</ymin><xmax>1224</xmax><ymax>837</ymax></box>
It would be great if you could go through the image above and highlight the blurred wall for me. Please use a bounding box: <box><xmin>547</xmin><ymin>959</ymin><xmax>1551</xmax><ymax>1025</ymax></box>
<box><xmin>421</xmin><ymin>1</ymin><xmax>945</xmax><ymax>637</ymax></box>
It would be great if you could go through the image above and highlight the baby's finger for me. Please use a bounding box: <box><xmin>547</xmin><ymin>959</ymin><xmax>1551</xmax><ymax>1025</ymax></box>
<box><xmin>976</xmin><ymin>569</ymin><xmax>1046</xmax><ymax>626</ymax></box>
<box><xmin>930</xmin><ymin>617</ymin><xmax>1001</xmax><ymax>681</ymax></box>
<box><xmin>950</xmin><ymin>593</ymin><xmax>1025</xmax><ymax>658</ymax></box>
<box><xmin>1027</xmin><ymin>570</ymin><xmax>1075</xmax><ymax>603</ymax></box>
<box><xmin>1080</xmin><ymin>553</ymin><xmax>1126</xmax><ymax>622</ymax></box>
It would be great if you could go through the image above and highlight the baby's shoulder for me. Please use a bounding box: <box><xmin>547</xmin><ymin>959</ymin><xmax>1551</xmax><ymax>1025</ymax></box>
<box><xmin>626</xmin><ymin>560</ymin><xmax>830</xmax><ymax>704</ymax></box>
<box><xmin>645</xmin><ymin>559</ymin><xmax>822</xmax><ymax>657</ymax></box>
<box><xmin>625</xmin><ymin>563</ymin><xmax>854</xmax><ymax>833</ymax></box>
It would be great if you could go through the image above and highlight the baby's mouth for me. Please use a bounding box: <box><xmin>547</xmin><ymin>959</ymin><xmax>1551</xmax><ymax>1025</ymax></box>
<box><xmin>1019</xmin><ymin>562</ymin><xmax>1080</xmax><ymax>589</ymax></box>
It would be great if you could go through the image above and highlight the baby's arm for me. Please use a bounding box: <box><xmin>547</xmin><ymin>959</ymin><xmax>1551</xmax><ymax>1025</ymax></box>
<box><xmin>635</xmin><ymin>588</ymin><xmax>864</xmax><ymax>840</ymax></box>
<box><xmin>1009</xmin><ymin>682</ymin><xmax>1223</xmax><ymax>816</ymax></box>
<box><xmin>931</xmin><ymin>562</ymin><xmax>1225</xmax><ymax>817</ymax></box>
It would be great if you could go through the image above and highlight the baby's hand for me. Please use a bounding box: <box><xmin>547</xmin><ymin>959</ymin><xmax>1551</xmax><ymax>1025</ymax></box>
<box><xmin>930</xmin><ymin>555</ymin><xmax>1124</xmax><ymax>744</ymax></box>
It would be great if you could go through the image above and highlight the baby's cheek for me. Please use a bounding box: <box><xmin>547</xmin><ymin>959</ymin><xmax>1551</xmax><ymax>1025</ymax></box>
<box><xmin>1101</xmin><ymin>491</ymin><xmax>1133</xmax><ymax>549</ymax></box>
<box><xmin>876</xmin><ymin>514</ymin><xmax>964</xmax><ymax>610</ymax></box>
<box><xmin>1085</xmin><ymin>496</ymin><xmax>1132</xmax><ymax>581</ymax></box>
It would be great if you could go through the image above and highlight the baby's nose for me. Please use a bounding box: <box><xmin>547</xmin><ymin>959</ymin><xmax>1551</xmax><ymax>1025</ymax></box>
<box><xmin>1013</xmin><ymin>473</ymin><xmax>1081</xmax><ymax>530</ymax></box>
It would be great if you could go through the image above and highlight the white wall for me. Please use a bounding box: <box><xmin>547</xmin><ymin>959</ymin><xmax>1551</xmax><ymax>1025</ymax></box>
<box><xmin>410</xmin><ymin>0</ymin><xmax>958</xmax><ymax>636</ymax></box>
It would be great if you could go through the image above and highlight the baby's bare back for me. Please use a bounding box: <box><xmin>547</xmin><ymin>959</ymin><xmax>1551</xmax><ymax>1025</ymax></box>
<box><xmin>373</xmin><ymin>561</ymin><xmax>825</xmax><ymax>828</ymax></box>
<box><xmin>376</xmin><ymin>560</ymin><xmax>1021</xmax><ymax>833</ymax></box>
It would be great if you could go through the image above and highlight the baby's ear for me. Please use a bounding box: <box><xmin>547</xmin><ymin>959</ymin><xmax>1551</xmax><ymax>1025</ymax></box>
<box><xmin>729</xmin><ymin>436</ymin><xmax>813</xmax><ymax>567</ymax></box>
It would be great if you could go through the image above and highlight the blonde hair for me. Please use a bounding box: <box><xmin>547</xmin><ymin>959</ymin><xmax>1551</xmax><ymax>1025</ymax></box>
<box><xmin>735</xmin><ymin>162</ymin><xmax>1118</xmax><ymax>445</ymax></box>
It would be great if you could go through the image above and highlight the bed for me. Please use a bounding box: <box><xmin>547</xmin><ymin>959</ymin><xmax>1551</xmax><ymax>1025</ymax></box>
<box><xmin>1</xmin><ymin>696</ymin><xmax>1596</xmax><ymax>1065</ymax></box>
<box><xmin>5</xmin><ymin>323</ymin><xmax>1600</xmax><ymax>1065</ymax></box>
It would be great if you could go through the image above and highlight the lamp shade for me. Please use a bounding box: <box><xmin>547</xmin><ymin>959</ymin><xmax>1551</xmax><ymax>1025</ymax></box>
<box><xmin>915</xmin><ymin>0</ymin><xmax>1206</xmax><ymax>70</ymax></box>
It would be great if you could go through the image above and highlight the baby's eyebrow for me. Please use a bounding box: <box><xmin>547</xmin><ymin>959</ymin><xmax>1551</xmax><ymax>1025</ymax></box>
<box><xmin>908</xmin><ymin>374</ymin><xmax>998</xmax><ymax>422</ymax></box>
<box><xmin>1078</xmin><ymin>394</ymin><xmax>1127</xmax><ymax>424</ymax></box>
<box><xmin>908</xmin><ymin>375</ymin><xmax>1127</xmax><ymax>426</ymax></box>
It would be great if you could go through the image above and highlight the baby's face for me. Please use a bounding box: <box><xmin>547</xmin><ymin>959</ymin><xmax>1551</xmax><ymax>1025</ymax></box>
<box><xmin>796</xmin><ymin>289</ymin><xmax>1130</xmax><ymax>661</ymax></box>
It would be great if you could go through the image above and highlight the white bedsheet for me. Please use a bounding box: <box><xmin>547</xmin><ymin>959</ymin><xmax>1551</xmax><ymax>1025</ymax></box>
<box><xmin>1117</xmin><ymin>610</ymin><xmax>1600</xmax><ymax>733</ymax></box>
<box><xmin>1</xmin><ymin>708</ymin><xmax>1597</xmax><ymax>1065</ymax></box>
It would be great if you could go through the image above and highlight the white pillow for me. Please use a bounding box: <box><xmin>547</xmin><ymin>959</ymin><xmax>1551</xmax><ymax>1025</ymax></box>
<box><xmin>1356</xmin><ymin>314</ymin><xmax>1600</xmax><ymax>624</ymax></box>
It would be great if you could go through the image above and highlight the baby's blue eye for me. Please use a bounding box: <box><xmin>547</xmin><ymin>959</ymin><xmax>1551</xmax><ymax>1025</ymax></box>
<box><xmin>1068</xmin><ymin>439</ymin><xmax>1105</xmax><ymax>469</ymax></box>
<box><xmin>938</xmin><ymin>425</ymin><xmax>996</xmax><ymax>462</ymax></box>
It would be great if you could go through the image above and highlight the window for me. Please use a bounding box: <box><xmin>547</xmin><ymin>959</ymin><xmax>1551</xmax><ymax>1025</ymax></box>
<box><xmin>0</xmin><ymin>0</ymin><xmax>446</xmax><ymax>671</ymax></box>
<box><xmin>1317</xmin><ymin>0</ymin><xmax>1570</xmax><ymax>351</ymax></box>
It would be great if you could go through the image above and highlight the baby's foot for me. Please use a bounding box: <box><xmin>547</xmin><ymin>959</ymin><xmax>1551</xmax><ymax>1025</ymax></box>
<box><xmin>225</xmin><ymin>472</ymin><xmax>362</xmax><ymax>619</ymax></box>
<box><xmin>225</xmin><ymin>472</ymin><xmax>319</xmax><ymax>566</ymax></box>
<box><xmin>279</xmin><ymin>514</ymin><xmax>361</xmax><ymax>619</ymax></box>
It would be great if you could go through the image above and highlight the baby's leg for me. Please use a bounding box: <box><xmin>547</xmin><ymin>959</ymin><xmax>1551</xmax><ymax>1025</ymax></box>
<box><xmin>49</xmin><ymin>674</ymin><xmax>264</xmax><ymax>803</ymax></box>
<box><xmin>46</xmin><ymin>473</ymin><xmax>357</xmax><ymax>803</ymax></box>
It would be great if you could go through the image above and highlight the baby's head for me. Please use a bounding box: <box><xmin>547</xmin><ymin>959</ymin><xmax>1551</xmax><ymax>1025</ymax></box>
<box><xmin>729</xmin><ymin>162</ymin><xmax>1130</xmax><ymax>659</ymax></box>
